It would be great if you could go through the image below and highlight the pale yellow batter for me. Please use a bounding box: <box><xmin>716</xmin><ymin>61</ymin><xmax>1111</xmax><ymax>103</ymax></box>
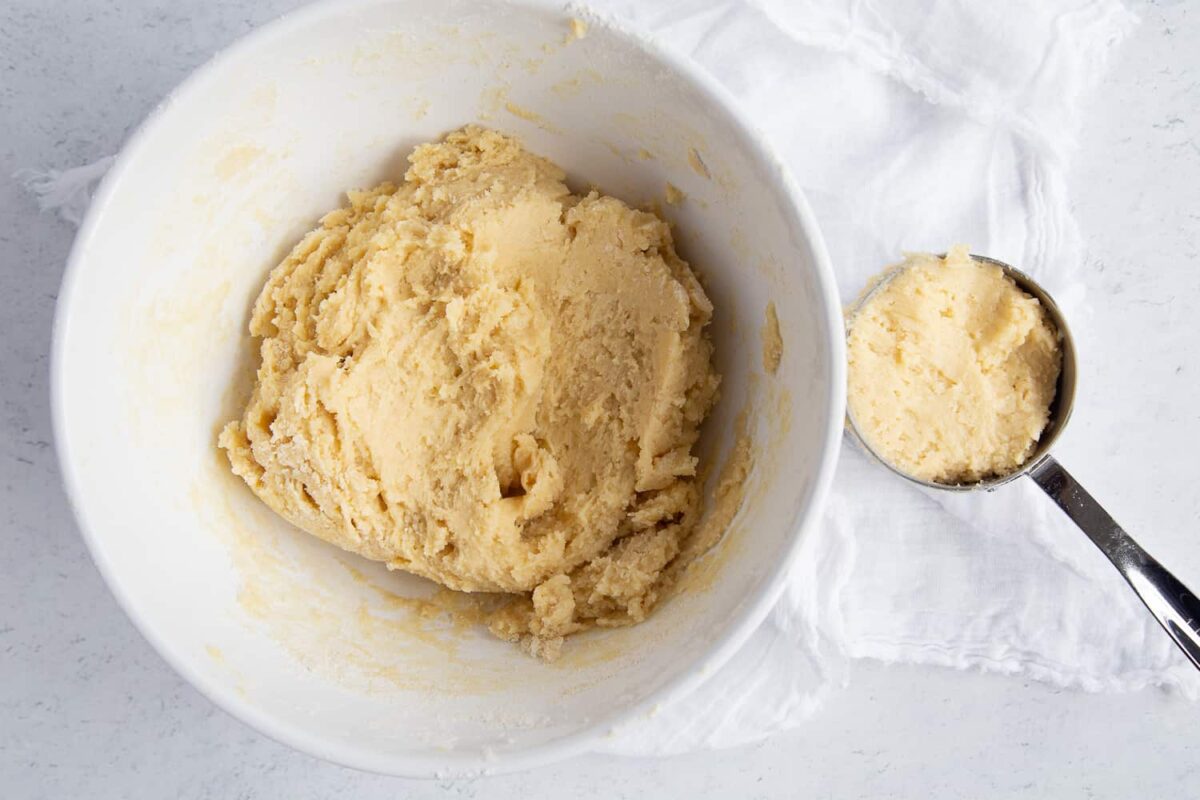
<box><xmin>220</xmin><ymin>126</ymin><xmax>722</xmax><ymax>657</ymax></box>
<box><xmin>847</xmin><ymin>246</ymin><xmax>1061</xmax><ymax>484</ymax></box>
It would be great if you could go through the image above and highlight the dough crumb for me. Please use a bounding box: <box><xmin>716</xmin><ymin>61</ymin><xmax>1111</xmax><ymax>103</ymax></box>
<box><xmin>220</xmin><ymin>126</ymin><xmax>729</xmax><ymax>657</ymax></box>
<box><xmin>664</xmin><ymin>182</ymin><xmax>685</xmax><ymax>206</ymax></box>
<box><xmin>503</xmin><ymin>101</ymin><xmax>559</xmax><ymax>133</ymax></box>
<box><xmin>687</xmin><ymin>147</ymin><xmax>711</xmax><ymax>179</ymax></box>
<box><xmin>762</xmin><ymin>302</ymin><xmax>782</xmax><ymax>373</ymax></box>
<box><xmin>847</xmin><ymin>246</ymin><xmax>1061</xmax><ymax>484</ymax></box>
<box><xmin>568</xmin><ymin>18</ymin><xmax>588</xmax><ymax>41</ymax></box>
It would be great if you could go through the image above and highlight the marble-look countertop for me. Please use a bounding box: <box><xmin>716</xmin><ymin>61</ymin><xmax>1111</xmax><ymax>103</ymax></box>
<box><xmin>3</xmin><ymin>1</ymin><xmax>1198</xmax><ymax>797</ymax></box>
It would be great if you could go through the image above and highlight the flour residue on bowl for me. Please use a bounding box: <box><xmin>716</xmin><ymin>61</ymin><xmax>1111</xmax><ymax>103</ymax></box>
<box><xmin>503</xmin><ymin>99</ymin><xmax>561</xmax><ymax>133</ymax></box>
<box><xmin>762</xmin><ymin>302</ymin><xmax>782</xmax><ymax>374</ymax></box>
<box><xmin>687</xmin><ymin>147</ymin><xmax>711</xmax><ymax>179</ymax></box>
<box><xmin>669</xmin><ymin>415</ymin><xmax>754</xmax><ymax>595</ymax></box>
<box><xmin>191</xmin><ymin>456</ymin><xmax>512</xmax><ymax>695</ymax></box>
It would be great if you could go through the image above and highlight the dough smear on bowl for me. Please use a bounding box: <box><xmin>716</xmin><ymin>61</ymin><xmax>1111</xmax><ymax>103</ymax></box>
<box><xmin>847</xmin><ymin>246</ymin><xmax>1062</xmax><ymax>484</ymax></box>
<box><xmin>219</xmin><ymin>126</ymin><xmax>725</xmax><ymax>658</ymax></box>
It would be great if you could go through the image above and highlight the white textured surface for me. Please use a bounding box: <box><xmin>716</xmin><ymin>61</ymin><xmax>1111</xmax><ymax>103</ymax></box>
<box><xmin>3</xmin><ymin>0</ymin><xmax>1200</xmax><ymax>796</ymax></box>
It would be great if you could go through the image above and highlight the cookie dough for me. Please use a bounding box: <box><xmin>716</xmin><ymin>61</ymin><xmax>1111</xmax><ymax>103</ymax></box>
<box><xmin>220</xmin><ymin>126</ymin><xmax>721</xmax><ymax>657</ymax></box>
<box><xmin>847</xmin><ymin>246</ymin><xmax>1061</xmax><ymax>484</ymax></box>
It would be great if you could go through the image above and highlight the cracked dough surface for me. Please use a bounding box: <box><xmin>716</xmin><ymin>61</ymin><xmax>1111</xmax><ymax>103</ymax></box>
<box><xmin>847</xmin><ymin>246</ymin><xmax>1061</xmax><ymax>484</ymax></box>
<box><xmin>220</xmin><ymin>126</ymin><xmax>721</xmax><ymax>657</ymax></box>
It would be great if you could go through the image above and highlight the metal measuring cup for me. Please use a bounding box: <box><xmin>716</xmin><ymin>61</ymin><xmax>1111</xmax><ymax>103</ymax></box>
<box><xmin>845</xmin><ymin>254</ymin><xmax>1200</xmax><ymax>670</ymax></box>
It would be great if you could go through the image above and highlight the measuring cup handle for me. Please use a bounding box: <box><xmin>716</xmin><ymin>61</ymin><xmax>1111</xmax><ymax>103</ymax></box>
<box><xmin>1029</xmin><ymin>455</ymin><xmax>1200</xmax><ymax>670</ymax></box>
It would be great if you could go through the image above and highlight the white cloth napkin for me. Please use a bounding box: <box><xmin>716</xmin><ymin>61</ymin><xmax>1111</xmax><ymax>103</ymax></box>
<box><xmin>23</xmin><ymin>0</ymin><xmax>1198</xmax><ymax>759</ymax></box>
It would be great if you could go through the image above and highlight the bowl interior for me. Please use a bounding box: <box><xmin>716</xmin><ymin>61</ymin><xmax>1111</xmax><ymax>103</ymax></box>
<box><xmin>54</xmin><ymin>0</ymin><xmax>840</xmax><ymax>775</ymax></box>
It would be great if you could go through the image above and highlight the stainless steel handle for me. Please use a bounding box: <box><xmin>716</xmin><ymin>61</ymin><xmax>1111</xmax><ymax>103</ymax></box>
<box><xmin>1029</xmin><ymin>455</ymin><xmax>1200</xmax><ymax>670</ymax></box>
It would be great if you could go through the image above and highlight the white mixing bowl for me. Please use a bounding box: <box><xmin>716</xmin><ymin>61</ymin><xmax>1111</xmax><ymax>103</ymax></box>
<box><xmin>52</xmin><ymin>0</ymin><xmax>843</xmax><ymax>777</ymax></box>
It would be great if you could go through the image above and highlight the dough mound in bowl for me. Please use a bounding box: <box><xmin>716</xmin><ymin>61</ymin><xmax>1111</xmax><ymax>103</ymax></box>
<box><xmin>220</xmin><ymin>126</ymin><xmax>721</xmax><ymax>658</ymax></box>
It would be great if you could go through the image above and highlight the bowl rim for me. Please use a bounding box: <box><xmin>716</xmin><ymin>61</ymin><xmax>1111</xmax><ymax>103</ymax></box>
<box><xmin>51</xmin><ymin>0</ymin><xmax>846</xmax><ymax>778</ymax></box>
